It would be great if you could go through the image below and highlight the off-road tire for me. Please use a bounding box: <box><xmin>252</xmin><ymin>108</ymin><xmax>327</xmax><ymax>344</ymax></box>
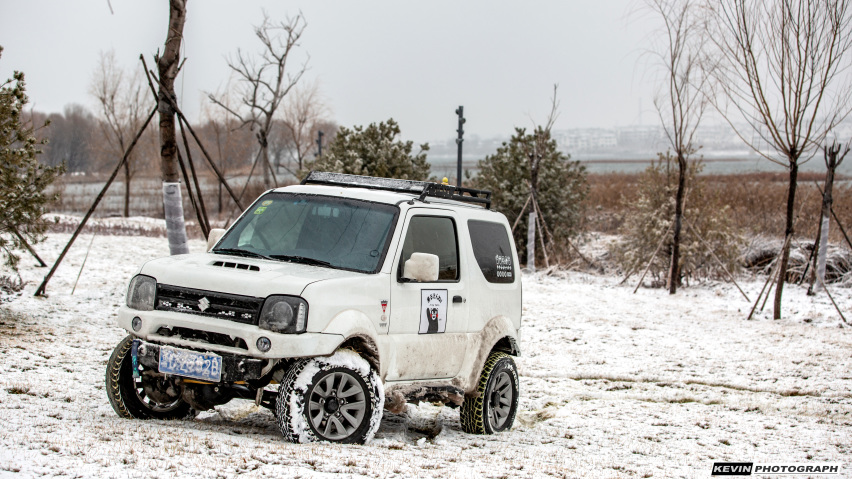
<box><xmin>460</xmin><ymin>351</ymin><xmax>519</xmax><ymax>434</ymax></box>
<box><xmin>105</xmin><ymin>335</ymin><xmax>194</xmax><ymax>420</ymax></box>
<box><xmin>276</xmin><ymin>350</ymin><xmax>384</xmax><ymax>444</ymax></box>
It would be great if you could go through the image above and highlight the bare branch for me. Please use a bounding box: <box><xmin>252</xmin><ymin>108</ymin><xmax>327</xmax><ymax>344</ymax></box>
<box><xmin>206</xmin><ymin>11</ymin><xmax>309</xmax><ymax>187</ymax></box>
<box><xmin>706</xmin><ymin>0</ymin><xmax>852</xmax><ymax>166</ymax></box>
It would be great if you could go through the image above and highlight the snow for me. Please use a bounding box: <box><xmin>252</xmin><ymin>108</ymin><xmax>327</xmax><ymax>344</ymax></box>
<box><xmin>286</xmin><ymin>350</ymin><xmax>384</xmax><ymax>444</ymax></box>
<box><xmin>1</xmin><ymin>223</ymin><xmax>851</xmax><ymax>478</ymax></box>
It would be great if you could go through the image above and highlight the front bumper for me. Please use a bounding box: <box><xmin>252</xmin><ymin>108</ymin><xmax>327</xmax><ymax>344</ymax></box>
<box><xmin>134</xmin><ymin>339</ymin><xmax>267</xmax><ymax>382</ymax></box>
<box><xmin>118</xmin><ymin>306</ymin><xmax>344</xmax><ymax>359</ymax></box>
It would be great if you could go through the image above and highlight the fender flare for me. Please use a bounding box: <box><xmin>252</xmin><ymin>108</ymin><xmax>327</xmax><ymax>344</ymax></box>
<box><xmin>321</xmin><ymin>309</ymin><xmax>381</xmax><ymax>372</ymax></box>
<box><xmin>454</xmin><ymin>315</ymin><xmax>520</xmax><ymax>394</ymax></box>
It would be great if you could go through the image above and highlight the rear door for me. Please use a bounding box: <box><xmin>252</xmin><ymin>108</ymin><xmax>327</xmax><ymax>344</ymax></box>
<box><xmin>385</xmin><ymin>209</ymin><xmax>469</xmax><ymax>380</ymax></box>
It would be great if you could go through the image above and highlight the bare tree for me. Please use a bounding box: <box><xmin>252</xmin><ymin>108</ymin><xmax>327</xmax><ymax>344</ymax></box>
<box><xmin>199</xmin><ymin>97</ymin><xmax>255</xmax><ymax>214</ymax></box>
<box><xmin>280</xmin><ymin>80</ymin><xmax>332</xmax><ymax>174</ymax></box>
<box><xmin>647</xmin><ymin>0</ymin><xmax>709</xmax><ymax>294</ymax></box>
<box><xmin>90</xmin><ymin>50</ymin><xmax>154</xmax><ymax>217</ymax></box>
<box><xmin>522</xmin><ymin>85</ymin><xmax>560</xmax><ymax>273</ymax></box>
<box><xmin>209</xmin><ymin>11</ymin><xmax>308</xmax><ymax>188</ymax></box>
<box><xmin>810</xmin><ymin>140</ymin><xmax>848</xmax><ymax>292</ymax></box>
<box><xmin>706</xmin><ymin>0</ymin><xmax>852</xmax><ymax>318</ymax></box>
<box><xmin>156</xmin><ymin>0</ymin><xmax>190</xmax><ymax>255</ymax></box>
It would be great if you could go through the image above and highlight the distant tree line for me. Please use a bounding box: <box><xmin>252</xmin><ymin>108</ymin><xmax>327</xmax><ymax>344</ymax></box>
<box><xmin>29</xmin><ymin>103</ymin><xmax>336</xmax><ymax>206</ymax></box>
<box><xmin>33</xmin><ymin>106</ymin><xmax>336</xmax><ymax>178</ymax></box>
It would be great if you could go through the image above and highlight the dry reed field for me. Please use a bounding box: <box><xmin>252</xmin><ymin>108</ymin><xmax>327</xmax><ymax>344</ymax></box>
<box><xmin>47</xmin><ymin>170</ymin><xmax>851</xmax><ymax>250</ymax></box>
<box><xmin>585</xmin><ymin>171</ymin><xmax>852</xmax><ymax>244</ymax></box>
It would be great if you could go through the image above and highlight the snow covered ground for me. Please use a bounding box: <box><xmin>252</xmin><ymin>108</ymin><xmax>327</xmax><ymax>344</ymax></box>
<box><xmin>0</xmin><ymin>226</ymin><xmax>850</xmax><ymax>478</ymax></box>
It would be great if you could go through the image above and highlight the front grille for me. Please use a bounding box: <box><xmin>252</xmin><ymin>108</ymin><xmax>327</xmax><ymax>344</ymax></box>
<box><xmin>155</xmin><ymin>284</ymin><xmax>263</xmax><ymax>325</ymax></box>
<box><xmin>155</xmin><ymin>327</ymin><xmax>249</xmax><ymax>350</ymax></box>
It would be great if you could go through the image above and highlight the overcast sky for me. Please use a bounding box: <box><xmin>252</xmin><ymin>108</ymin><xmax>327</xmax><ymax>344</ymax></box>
<box><xmin>0</xmin><ymin>1</ymin><xmax>658</xmax><ymax>142</ymax></box>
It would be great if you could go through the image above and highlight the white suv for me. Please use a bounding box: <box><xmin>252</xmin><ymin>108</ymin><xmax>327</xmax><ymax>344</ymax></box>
<box><xmin>106</xmin><ymin>172</ymin><xmax>522</xmax><ymax>444</ymax></box>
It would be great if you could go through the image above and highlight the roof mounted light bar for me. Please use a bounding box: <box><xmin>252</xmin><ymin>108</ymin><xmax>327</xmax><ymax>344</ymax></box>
<box><xmin>301</xmin><ymin>171</ymin><xmax>492</xmax><ymax>209</ymax></box>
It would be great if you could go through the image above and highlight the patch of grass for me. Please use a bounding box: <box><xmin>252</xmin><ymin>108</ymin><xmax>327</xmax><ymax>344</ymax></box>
<box><xmin>6</xmin><ymin>385</ymin><xmax>35</xmax><ymax>396</ymax></box>
<box><xmin>0</xmin><ymin>275</ymin><xmax>25</xmax><ymax>297</ymax></box>
<box><xmin>780</xmin><ymin>389</ymin><xmax>814</xmax><ymax>397</ymax></box>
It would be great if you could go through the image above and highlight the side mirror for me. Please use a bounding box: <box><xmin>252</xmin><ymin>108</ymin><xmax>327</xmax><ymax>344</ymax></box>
<box><xmin>403</xmin><ymin>252</ymin><xmax>439</xmax><ymax>282</ymax></box>
<box><xmin>207</xmin><ymin>228</ymin><xmax>226</xmax><ymax>252</ymax></box>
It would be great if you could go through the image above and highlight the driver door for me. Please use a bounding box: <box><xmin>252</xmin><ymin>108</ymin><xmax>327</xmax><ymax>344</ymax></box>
<box><xmin>385</xmin><ymin>210</ymin><xmax>470</xmax><ymax>381</ymax></box>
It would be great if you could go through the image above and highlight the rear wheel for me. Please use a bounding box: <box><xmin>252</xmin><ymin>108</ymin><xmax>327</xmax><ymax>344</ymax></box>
<box><xmin>460</xmin><ymin>351</ymin><xmax>519</xmax><ymax>434</ymax></box>
<box><xmin>105</xmin><ymin>335</ymin><xmax>193</xmax><ymax>420</ymax></box>
<box><xmin>276</xmin><ymin>350</ymin><xmax>384</xmax><ymax>444</ymax></box>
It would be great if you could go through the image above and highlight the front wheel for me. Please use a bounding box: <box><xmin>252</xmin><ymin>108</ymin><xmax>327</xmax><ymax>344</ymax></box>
<box><xmin>105</xmin><ymin>335</ymin><xmax>193</xmax><ymax>420</ymax></box>
<box><xmin>460</xmin><ymin>351</ymin><xmax>519</xmax><ymax>434</ymax></box>
<box><xmin>276</xmin><ymin>350</ymin><xmax>384</xmax><ymax>444</ymax></box>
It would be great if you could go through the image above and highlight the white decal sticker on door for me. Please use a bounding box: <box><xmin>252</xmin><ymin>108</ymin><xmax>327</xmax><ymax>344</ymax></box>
<box><xmin>419</xmin><ymin>289</ymin><xmax>448</xmax><ymax>334</ymax></box>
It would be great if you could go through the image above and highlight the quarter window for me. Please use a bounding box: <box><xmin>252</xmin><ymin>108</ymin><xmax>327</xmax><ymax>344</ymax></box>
<box><xmin>468</xmin><ymin>220</ymin><xmax>515</xmax><ymax>283</ymax></box>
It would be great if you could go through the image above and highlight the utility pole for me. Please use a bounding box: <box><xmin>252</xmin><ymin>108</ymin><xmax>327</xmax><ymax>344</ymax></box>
<box><xmin>455</xmin><ymin>106</ymin><xmax>465</xmax><ymax>187</ymax></box>
<box><xmin>316</xmin><ymin>130</ymin><xmax>324</xmax><ymax>157</ymax></box>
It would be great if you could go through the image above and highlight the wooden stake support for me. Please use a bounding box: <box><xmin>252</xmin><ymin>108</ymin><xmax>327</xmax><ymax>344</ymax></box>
<box><xmin>141</xmin><ymin>55</ymin><xmax>244</xmax><ymax>211</ymax></box>
<box><xmin>511</xmin><ymin>195</ymin><xmax>532</xmax><ymax>233</ymax></box>
<box><xmin>34</xmin><ymin>106</ymin><xmax>157</xmax><ymax>296</ymax></box>
<box><xmin>176</xmin><ymin>147</ymin><xmax>208</xmax><ymax>238</ymax></box>
<box><xmin>817</xmin><ymin>275</ymin><xmax>848</xmax><ymax>325</ymax></box>
<box><xmin>178</xmin><ymin>118</ymin><xmax>210</xmax><ymax>233</ymax></box>
<box><xmin>747</xmin><ymin>234</ymin><xmax>791</xmax><ymax>320</ymax></box>
<box><xmin>684</xmin><ymin>218</ymin><xmax>750</xmax><ymax>302</ymax></box>
<box><xmin>12</xmin><ymin>228</ymin><xmax>46</xmax><ymax>267</ymax></box>
<box><xmin>632</xmin><ymin>222</ymin><xmax>674</xmax><ymax>293</ymax></box>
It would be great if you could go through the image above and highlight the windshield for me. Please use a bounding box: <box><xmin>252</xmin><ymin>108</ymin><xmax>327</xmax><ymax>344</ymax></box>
<box><xmin>214</xmin><ymin>193</ymin><xmax>399</xmax><ymax>274</ymax></box>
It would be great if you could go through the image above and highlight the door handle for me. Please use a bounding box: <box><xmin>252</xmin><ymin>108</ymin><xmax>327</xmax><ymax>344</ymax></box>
<box><xmin>453</xmin><ymin>295</ymin><xmax>463</xmax><ymax>303</ymax></box>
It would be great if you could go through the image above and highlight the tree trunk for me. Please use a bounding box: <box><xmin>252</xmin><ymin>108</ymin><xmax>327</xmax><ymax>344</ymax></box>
<box><xmin>258</xmin><ymin>130</ymin><xmax>270</xmax><ymax>188</ymax></box>
<box><xmin>669</xmin><ymin>153</ymin><xmax>687</xmax><ymax>294</ymax></box>
<box><xmin>123</xmin><ymin>160</ymin><xmax>130</xmax><ymax>218</ymax></box>
<box><xmin>806</xmin><ymin>207</ymin><xmax>824</xmax><ymax>295</ymax></box>
<box><xmin>527</xmin><ymin>194</ymin><xmax>536</xmax><ymax>273</ymax></box>
<box><xmin>773</xmin><ymin>161</ymin><xmax>798</xmax><ymax>319</ymax></box>
<box><xmin>263</xmin><ymin>144</ymin><xmax>275</xmax><ymax>187</ymax></box>
<box><xmin>816</xmin><ymin>152</ymin><xmax>838</xmax><ymax>291</ymax></box>
<box><xmin>157</xmin><ymin>0</ymin><xmax>189</xmax><ymax>255</ymax></box>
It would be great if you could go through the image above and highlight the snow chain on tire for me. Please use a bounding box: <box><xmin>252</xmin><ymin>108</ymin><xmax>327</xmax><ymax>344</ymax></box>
<box><xmin>105</xmin><ymin>335</ymin><xmax>193</xmax><ymax>420</ymax></box>
<box><xmin>460</xmin><ymin>351</ymin><xmax>519</xmax><ymax>434</ymax></box>
<box><xmin>106</xmin><ymin>336</ymin><xmax>136</xmax><ymax>419</ymax></box>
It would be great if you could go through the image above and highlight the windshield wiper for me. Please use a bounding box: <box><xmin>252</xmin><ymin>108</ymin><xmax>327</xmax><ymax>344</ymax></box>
<box><xmin>212</xmin><ymin>248</ymin><xmax>271</xmax><ymax>260</ymax></box>
<box><xmin>269</xmin><ymin>255</ymin><xmax>334</xmax><ymax>268</ymax></box>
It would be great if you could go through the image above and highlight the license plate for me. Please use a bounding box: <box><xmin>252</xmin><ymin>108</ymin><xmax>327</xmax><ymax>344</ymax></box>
<box><xmin>158</xmin><ymin>346</ymin><xmax>222</xmax><ymax>382</ymax></box>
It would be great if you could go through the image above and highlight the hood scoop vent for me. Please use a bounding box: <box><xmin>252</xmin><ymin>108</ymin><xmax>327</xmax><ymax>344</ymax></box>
<box><xmin>211</xmin><ymin>260</ymin><xmax>260</xmax><ymax>272</ymax></box>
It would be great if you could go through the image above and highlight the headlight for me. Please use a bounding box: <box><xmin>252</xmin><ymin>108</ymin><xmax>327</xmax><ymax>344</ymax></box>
<box><xmin>259</xmin><ymin>295</ymin><xmax>308</xmax><ymax>333</ymax></box>
<box><xmin>126</xmin><ymin>275</ymin><xmax>156</xmax><ymax>311</ymax></box>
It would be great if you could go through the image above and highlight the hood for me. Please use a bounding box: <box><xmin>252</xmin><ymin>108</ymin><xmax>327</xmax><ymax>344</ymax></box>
<box><xmin>139</xmin><ymin>253</ymin><xmax>364</xmax><ymax>298</ymax></box>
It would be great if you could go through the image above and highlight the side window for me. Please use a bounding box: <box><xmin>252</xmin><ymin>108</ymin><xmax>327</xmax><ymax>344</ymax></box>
<box><xmin>399</xmin><ymin>216</ymin><xmax>459</xmax><ymax>281</ymax></box>
<box><xmin>468</xmin><ymin>220</ymin><xmax>514</xmax><ymax>283</ymax></box>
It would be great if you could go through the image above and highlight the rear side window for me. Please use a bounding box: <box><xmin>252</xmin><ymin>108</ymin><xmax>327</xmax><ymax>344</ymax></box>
<box><xmin>468</xmin><ymin>220</ymin><xmax>514</xmax><ymax>283</ymax></box>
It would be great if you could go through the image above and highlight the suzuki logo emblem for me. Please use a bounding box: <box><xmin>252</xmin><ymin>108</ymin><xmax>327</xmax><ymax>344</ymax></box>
<box><xmin>198</xmin><ymin>297</ymin><xmax>210</xmax><ymax>312</ymax></box>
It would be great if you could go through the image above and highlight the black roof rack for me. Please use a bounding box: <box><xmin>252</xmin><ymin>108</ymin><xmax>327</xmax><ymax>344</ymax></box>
<box><xmin>301</xmin><ymin>171</ymin><xmax>492</xmax><ymax>209</ymax></box>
